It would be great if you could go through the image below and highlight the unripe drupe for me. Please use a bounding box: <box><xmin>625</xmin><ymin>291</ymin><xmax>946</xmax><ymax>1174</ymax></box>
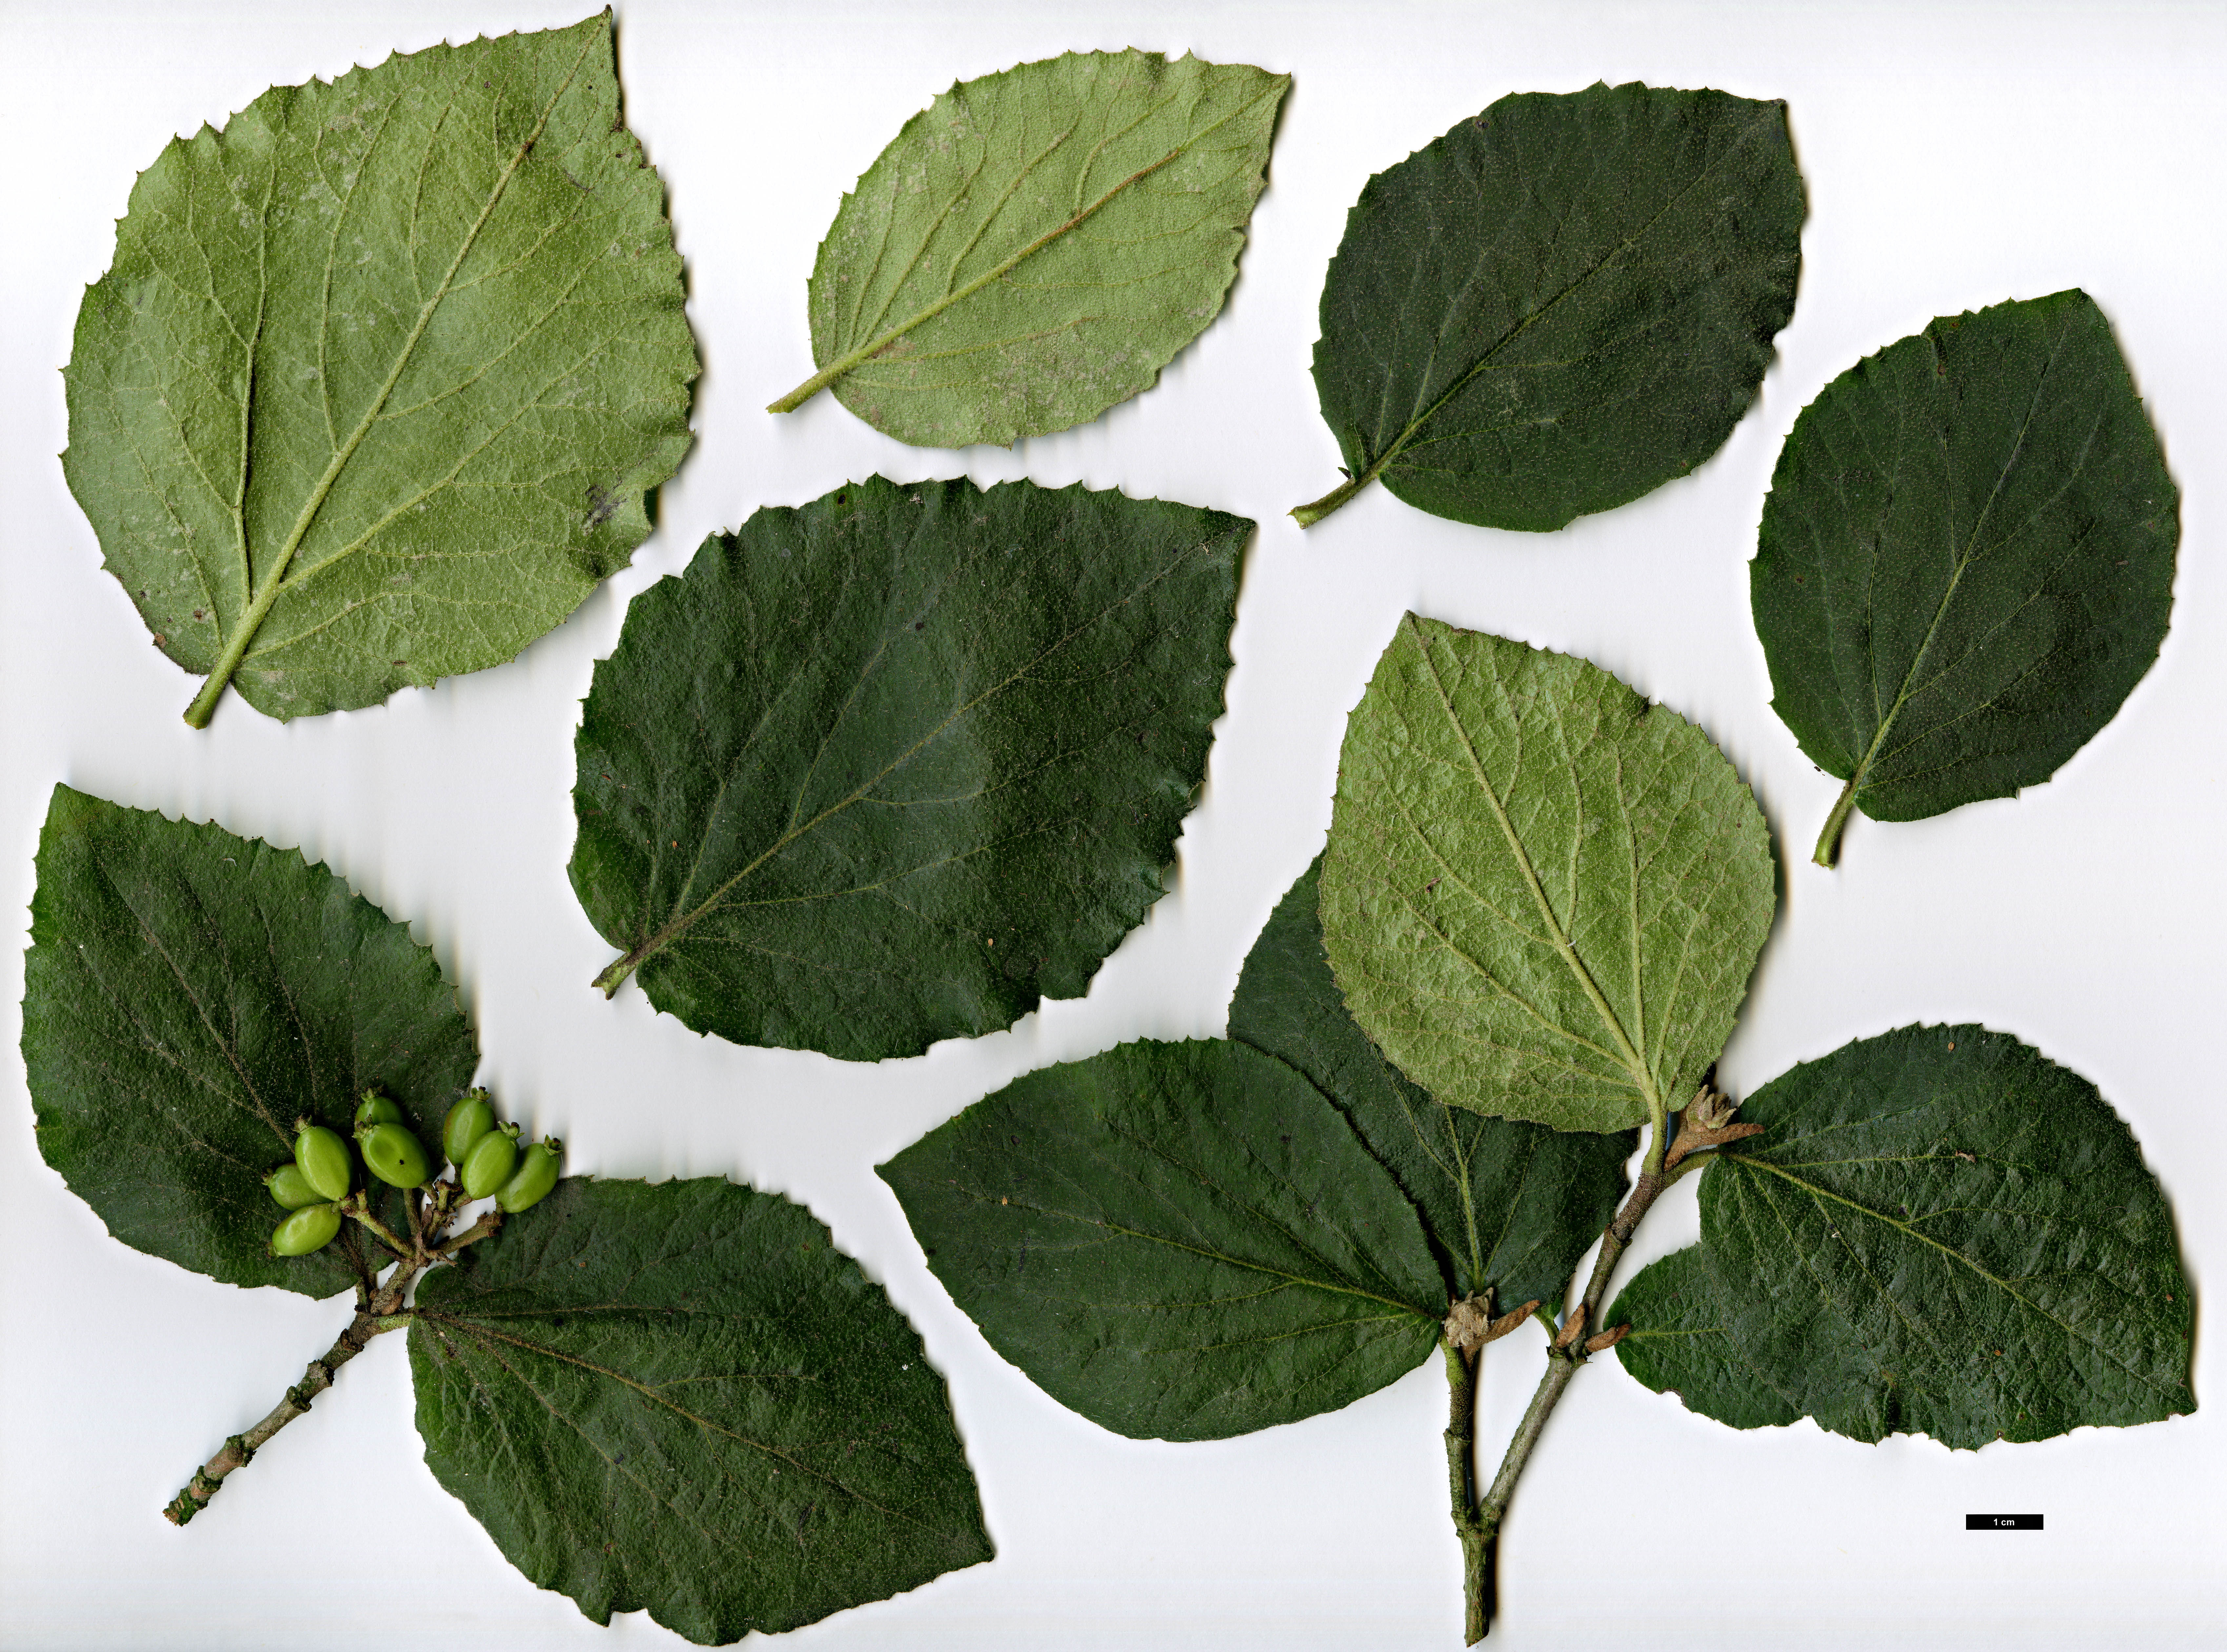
<box><xmin>354</xmin><ymin>1091</ymin><xmax>404</xmax><ymax>1129</ymax></box>
<box><xmin>271</xmin><ymin>1202</ymin><xmax>342</xmax><ymax>1256</ymax></box>
<box><xmin>497</xmin><ymin>1138</ymin><xmax>563</xmax><ymax>1213</ymax></box>
<box><xmin>356</xmin><ymin>1121</ymin><xmax>430</xmax><ymax>1188</ymax></box>
<box><xmin>460</xmin><ymin>1122</ymin><xmax>521</xmax><ymax>1199</ymax></box>
<box><xmin>294</xmin><ymin>1122</ymin><xmax>353</xmax><ymax>1202</ymax></box>
<box><xmin>265</xmin><ymin>1163</ymin><xmax>324</xmax><ymax>1210</ymax></box>
<box><xmin>443</xmin><ymin>1091</ymin><xmax>497</xmax><ymax>1164</ymax></box>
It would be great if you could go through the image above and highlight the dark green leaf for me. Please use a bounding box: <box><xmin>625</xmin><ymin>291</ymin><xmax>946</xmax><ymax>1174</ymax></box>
<box><xmin>1609</xmin><ymin>1246</ymin><xmax>1799</xmax><ymax>1429</ymax></box>
<box><xmin>1320</xmin><ymin>616</ymin><xmax>1775</xmax><ymax>1132</ymax></box>
<box><xmin>772</xmin><ymin>49</ymin><xmax>1289</xmax><ymax>446</ymax></box>
<box><xmin>879</xmin><ymin>1039</ymin><xmax>1444</xmax><ymax>1441</ymax></box>
<box><xmin>1697</xmin><ymin>1026</ymin><xmax>2193</xmax><ymax>1447</ymax></box>
<box><xmin>22</xmin><ymin>785</ymin><xmax>476</xmax><ymax>1297</ymax></box>
<box><xmin>1753</xmin><ymin>290</ymin><xmax>2177</xmax><ymax>867</ymax></box>
<box><xmin>1230</xmin><ymin>855</ymin><xmax>1631</xmax><ymax>1309</ymax></box>
<box><xmin>571</xmin><ymin>476</ymin><xmax>1246</xmax><ymax>1059</ymax></box>
<box><xmin>1297</xmin><ymin>82</ymin><xmax>1803</xmax><ymax>529</ymax></box>
<box><xmin>411</xmin><ymin>1177</ymin><xmax>990</xmax><ymax>1643</ymax></box>
<box><xmin>62</xmin><ymin>13</ymin><xmax>698</xmax><ymax>726</ymax></box>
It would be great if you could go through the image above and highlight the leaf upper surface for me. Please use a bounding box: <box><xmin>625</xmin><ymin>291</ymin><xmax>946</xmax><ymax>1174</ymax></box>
<box><xmin>1609</xmin><ymin>1245</ymin><xmax>1800</xmax><ymax>1429</ymax></box>
<box><xmin>879</xmin><ymin>1039</ymin><xmax>1444</xmax><ymax>1441</ymax></box>
<box><xmin>22</xmin><ymin>785</ymin><xmax>476</xmax><ymax>1296</ymax></box>
<box><xmin>1753</xmin><ymin>291</ymin><xmax>2177</xmax><ymax>843</ymax></box>
<box><xmin>1305</xmin><ymin>82</ymin><xmax>1803</xmax><ymax>529</ymax></box>
<box><xmin>570</xmin><ymin>476</ymin><xmax>1246</xmax><ymax>1059</ymax></box>
<box><xmin>62</xmin><ymin>13</ymin><xmax>697</xmax><ymax>723</ymax></box>
<box><xmin>1230</xmin><ymin>855</ymin><xmax>1631</xmax><ymax>1308</ymax></box>
<box><xmin>796</xmin><ymin>49</ymin><xmax>1289</xmax><ymax>447</ymax></box>
<box><xmin>411</xmin><ymin>1177</ymin><xmax>990</xmax><ymax>1643</ymax></box>
<box><xmin>1321</xmin><ymin>616</ymin><xmax>1775</xmax><ymax>1132</ymax></box>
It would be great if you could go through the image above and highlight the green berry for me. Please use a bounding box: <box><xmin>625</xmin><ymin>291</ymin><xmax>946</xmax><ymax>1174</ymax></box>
<box><xmin>265</xmin><ymin>1163</ymin><xmax>324</xmax><ymax>1210</ymax></box>
<box><xmin>271</xmin><ymin>1202</ymin><xmax>342</xmax><ymax>1257</ymax></box>
<box><xmin>354</xmin><ymin>1091</ymin><xmax>404</xmax><ymax>1129</ymax></box>
<box><xmin>356</xmin><ymin>1121</ymin><xmax>430</xmax><ymax>1188</ymax></box>
<box><xmin>496</xmin><ymin>1138</ymin><xmax>563</xmax><ymax>1213</ymax></box>
<box><xmin>442</xmin><ymin>1091</ymin><xmax>497</xmax><ymax>1164</ymax></box>
<box><xmin>460</xmin><ymin>1124</ymin><xmax>520</xmax><ymax>1200</ymax></box>
<box><xmin>294</xmin><ymin>1123</ymin><xmax>353</xmax><ymax>1202</ymax></box>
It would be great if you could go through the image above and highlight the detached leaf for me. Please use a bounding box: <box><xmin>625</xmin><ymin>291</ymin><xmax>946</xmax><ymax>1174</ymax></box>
<box><xmin>411</xmin><ymin>1178</ymin><xmax>990</xmax><ymax>1643</ymax></box>
<box><xmin>1296</xmin><ymin>83</ymin><xmax>1803</xmax><ymax>528</ymax></box>
<box><xmin>1321</xmin><ymin>616</ymin><xmax>1775</xmax><ymax>1133</ymax></box>
<box><xmin>1609</xmin><ymin>1246</ymin><xmax>1799</xmax><ymax>1430</ymax></box>
<box><xmin>879</xmin><ymin>1039</ymin><xmax>1444</xmax><ymax>1441</ymax></box>
<box><xmin>771</xmin><ymin>49</ymin><xmax>1289</xmax><ymax>446</ymax></box>
<box><xmin>1754</xmin><ymin>291</ymin><xmax>2177</xmax><ymax>866</ymax></box>
<box><xmin>63</xmin><ymin>13</ymin><xmax>698</xmax><ymax>726</ymax></box>
<box><xmin>571</xmin><ymin>476</ymin><xmax>1246</xmax><ymax>1059</ymax></box>
<box><xmin>23</xmin><ymin>785</ymin><xmax>476</xmax><ymax>1297</ymax></box>
<box><xmin>1231</xmin><ymin>856</ymin><xmax>1631</xmax><ymax>1309</ymax></box>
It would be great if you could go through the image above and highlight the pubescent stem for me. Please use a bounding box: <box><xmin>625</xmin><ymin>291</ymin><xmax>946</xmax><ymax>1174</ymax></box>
<box><xmin>1442</xmin><ymin>1339</ymin><xmax>1493</xmax><ymax>1645</ymax></box>
<box><xmin>592</xmin><ymin>949</ymin><xmax>645</xmax><ymax>998</ymax></box>
<box><xmin>1290</xmin><ymin>470</ymin><xmax>1370</xmax><ymax>527</ymax></box>
<box><xmin>1812</xmin><ymin>774</ymin><xmax>1861</xmax><ymax>868</ymax></box>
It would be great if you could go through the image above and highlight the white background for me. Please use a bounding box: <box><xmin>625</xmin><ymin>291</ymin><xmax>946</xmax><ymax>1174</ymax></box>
<box><xmin>2</xmin><ymin>2</ymin><xmax>2222</xmax><ymax>1646</ymax></box>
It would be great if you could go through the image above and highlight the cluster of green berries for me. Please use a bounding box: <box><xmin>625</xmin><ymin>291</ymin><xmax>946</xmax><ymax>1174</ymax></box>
<box><xmin>263</xmin><ymin>1089</ymin><xmax>563</xmax><ymax>1256</ymax></box>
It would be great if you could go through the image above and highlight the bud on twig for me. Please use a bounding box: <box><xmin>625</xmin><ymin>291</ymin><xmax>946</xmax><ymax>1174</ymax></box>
<box><xmin>1664</xmin><ymin>1085</ymin><xmax>1766</xmax><ymax>1171</ymax></box>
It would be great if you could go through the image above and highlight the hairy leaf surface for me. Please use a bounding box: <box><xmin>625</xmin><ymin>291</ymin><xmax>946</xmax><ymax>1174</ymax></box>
<box><xmin>1609</xmin><ymin>1246</ymin><xmax>1799</xmax><ymax>1429</ymax></box>
<box><xmin>1298</xmin><ymin>82</ymin><xmax>1803</xmax><ymax>529</ymax></box>
<box><xmin>1754</xmin><ymin>291</ymin><xmax>2177</xmax><ymax>865</ymax></box>
<box><xmin>571</xmin><ymin>476</ymin><xmax>1245</xmax><ymax>1059</ymax></box>
<box><xmin>777</xmin><ymin>49</ymin><xmax>1288</xmax><ymax>447</ymax></box>
<box><xmin>879</xmin><ymin>1039</ymin><xmax>1444</xmax><ymax>1441</ymax></box>
<box><xmin>1321</xmin><ymin>617</ymin><xmax>1775</xmax><ymax>1132</ymax></box>
<box><xmin>62</xmin><ymin>14</ymin><xmax>697</xmax><ymax>725</ymax></box>
<box><xmin>411</xmin><ymin>1178</ymin><xmax>990</xmax><ymax>1643</ymax></box>
<box><xmin>1231</xmin><ymin>856</ymin><xmax>1631</xmax><ymax>1308</ymax></box>
<box><xmin>23</xmin><ymin>785</ymin><xmax>476</xmax><ymax>1297</ymax></box>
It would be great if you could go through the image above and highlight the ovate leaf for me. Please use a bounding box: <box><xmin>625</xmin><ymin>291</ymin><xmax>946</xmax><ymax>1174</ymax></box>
<box><xmin>411</xmin><ymin>1177</ymin><xmax>991</xmax><ymax>1642</ymax></box>
<box><xmin>1609</xmin><ymin>1246</ymin><xmax>1799</xmax><ymax>1429</ymax></box>
<box><xmin>769</xmin><ymin>49</ymin><xmax>1289</xmax><ymax>447</ymax></box>
<box><xmin>1230</xmin><ymin>855</ymin><xmax>1632</xmax><ymax>1309</ymax></box>
<box><xmin>22</xmin><ymin>785</ymin><xmax>477</xmax><ymax>1297</ymax></box>
<box><xmin>1753</xmin><ymin>291</ymin><xmax>2177</xmax><ymax>866</ymax></box>
<box><xmin>1321</xmin><ymin>617</ymin><xmax>1775</xmax><ymax>1132</ymax></box>
<box><xmin>62</xmin><ymin>13</ymin><xmax>698</xmax><ymax>727</ymax></box>
<box><xmin>571</xmin><ymin>476</ymin><xmax>1246</xmax><ymax>1059</ymax></box>
<box><xmin>879</xmin><ymin>1039</ymin><xmax>1445</xmax><ymax>1441</ymax></box>
<box><xmin>1692</xmin><ymin>1026</ymin><xmax>2192</xmax><ymax>1447</ymax></box>
<box><xmin>1296</xmin><ymin>83</ymin><xmax>1803</xmax><ymax>529</ymax></box>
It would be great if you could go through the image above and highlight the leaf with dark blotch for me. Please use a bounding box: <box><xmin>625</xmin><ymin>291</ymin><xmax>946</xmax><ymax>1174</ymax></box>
<box><xmin>1610</xmin><ymin>1246</ymin><xmax>1799</xmax><ymax>1429</ymax></box>
<box><xmin>1231</xmin><ymin>855</ymin><xmax>1632</xmax><ymax>1309</ymax></box>
<box><xmin>879</xmin><ymin>1039</ymin><xmax>1445</xmax><ymax>1441</ymax></box>
<box><xmin>1296</xmin><ymin>82</ymin><xmax>1803</xmax><ymax>529</ymax></box>
<box><xmin>410</xmin><ymin>1177</ymin><xmax>991</xmax><ymax>1644</ymax></box>
<box><xmin>1321</xmin><ymin>616</ymin><xmax>1776</xmax><ymax>1133</ymax></box>
<box><xmin>1753</xmin><ymin>291</ymin><xmax>2177</xmax><ymax>867</ymax></box>
<box><xmin>571</xmin><ymin>475</ymin><xmax>1246</xmax><ymax>1060</ymax></box>
<box><xmin>22</xmin><ymin>785</ymin><xmax>476</xmax><ymax>1297</ymax></box>
<box><xmin>62</xmin><ymin>13</ymin><xmax>697</xmax><ymax>726</ymax></box>
<box><xmin>773</xmin><ymin>49</ymin><xmax>1289</xmax><ymax>447</ymax></box>
<box><xmin>1697</xmin><ymin>1025</ymin><xmax>2193</xmax><ymax>1448</ymax></box>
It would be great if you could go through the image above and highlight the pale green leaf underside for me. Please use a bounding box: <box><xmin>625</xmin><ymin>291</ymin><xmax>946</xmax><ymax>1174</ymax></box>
<box><xmin>1321</xmin><ymin>616</ymin><xmax>1775</xmax><ymax>1132</ymax></box>
<box><xmin>801</xmin><ymin>49</ymin><xmax>1288</xmax><ymax>447</ymax></box>
<box><xmin>63</xmin><ymin>13</ymin><xmax>697</xmax><ymax>722</ymax></box>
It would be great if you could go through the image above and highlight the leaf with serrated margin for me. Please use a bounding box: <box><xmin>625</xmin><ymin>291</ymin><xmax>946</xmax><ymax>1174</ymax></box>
<box><xmin>1753</xmin><ymin>290</ymin><xmax>2177</xmax><ymax>866</ymax></box>
<box><xmin>1697</xmin><ymin>1025</ymin><xmax>2193</xmax><ymax>1448</ymax></box>
<box><xmin>22</xmin><ymin>785</ymin><xmax>476</xmax><ymax>1297</ymax></box>
<box><xmin>1610</xmin><ymin>1246</ymin><xmax>1799</xmax><ymax>1429</ymax></box>
<box><xmin>410</xmin><ymin>1177</ymin><xmax>991</xmax><ymax>1643</ymax></box>
<box><xmin>879</xmin><ymin>1039</ymin><xmax>1444</xmax><ymax>1441</ymax></box>
<box><xmin>62</xmin><ymin>13</ymin><xmax>698</xmax><ymax>726</ymax></box>
<box><xmin>772</xmin><ymin>49</ymin><xmax>1289</xmax><ymax>447</ymax></box>
<box><xmin>571</xmin><ymin>475</ymin><xmax>1246</xmax><ymax>1060</ymax></box>
<box><xmin>1231</xmin><ymin>855</ymin><xmax>1631</xmax><ymax>1310</ymax></box>
<box><xmin>1321</xmin><ymin>616</ymin><xmax>1775</xmax><ymax>1133</ymax></box>
<box><xmin>1296</xmin><ymin>82</ymin><xmax>1803</xmax><ymax>529</ymax></box>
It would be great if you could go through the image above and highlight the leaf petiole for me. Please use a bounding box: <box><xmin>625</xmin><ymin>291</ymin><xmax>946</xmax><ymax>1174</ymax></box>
<box><xmin>1812</xmin><ymin>775</ymin><xmax>1861</xmax><ymax>868</ymax></box>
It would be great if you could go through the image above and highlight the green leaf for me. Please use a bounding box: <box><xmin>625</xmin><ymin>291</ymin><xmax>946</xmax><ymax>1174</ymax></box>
<box><xmin>1295</xmin><ymin>82</ymin><xmax>1803</xmax><ymax>529</ymax></box>
<box><xmin>1320</xmin><ymin>616</ymin><xmax>1775</xmax><ymax>1133</ymax></box>
<box><xmin>22</xmin><ymin>785</ymin><xmax>476</xmax><ymax>1298</ymax></box>
<box><xmin>411</xmin><ymin>1177</ymin><xmax>990</xmax><ymax>1643</ymax></box>
<box><xmin>62</xmin><ymin>13</ymin><xmax>698</xmax><ymax>727</ymax></box>
<box><xmin>1608</xmin><ymin>1246</ymin><xmax>1799</xmax><ymax>1429</ymax></box>
<box><xmin>1691</xmin><ymin>1026</ymin><xmax>2192</xmax><ymax>1447</ymax></box>
<box><xmin>769</xmin><ymin>49</ymin><xmax>1289</xmax><ymax>447</ymax></box>
<box><xmin>571</xmin><ymin>475</ymin><xmax>1246</xmax><ymax>1059</ymax></box>
<box><xmin>1230</xmin><ymin>855</ymin><xmax>1632</xmax><ymax>1309</ymax></box>
<box><xmin>879</xmin><ymin>1039</ymin><xmax>1445</xmax><ymax>1441</ymax></box>
<box><xmin>1752</xmin><ymin>291</ymin><xmax>2177</xmax><ymax>866</ymax></box>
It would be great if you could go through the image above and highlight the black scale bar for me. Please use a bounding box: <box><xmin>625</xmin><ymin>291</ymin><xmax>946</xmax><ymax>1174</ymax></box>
<box><xmin>1965</xmin><ymin>1513</ymin><xmax>2043</xmax><ymax>1530</ymax></box>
